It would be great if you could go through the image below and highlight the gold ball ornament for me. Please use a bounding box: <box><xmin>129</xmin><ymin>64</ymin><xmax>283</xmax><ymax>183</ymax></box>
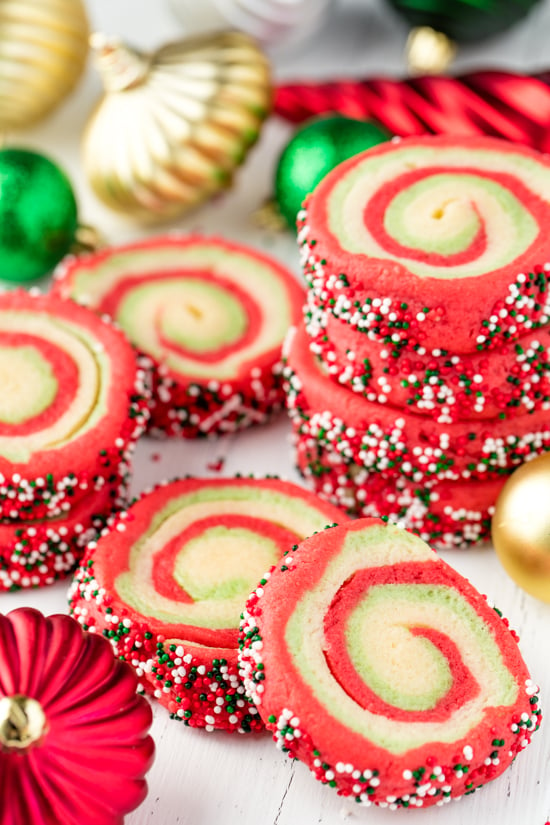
<box><xmin>0</xmin><ymin>0</ymin><xmax>89</xmax><ymax>132</ymax></box>
<box><xmin>82</xmin><ymin>31</ymin><xmax>272</xmax><ymax>222</ymax></box>
<box><xmin>492</xmin><ymin>453</ymin><xmax>550</xmax><ymax>603</ymax></box>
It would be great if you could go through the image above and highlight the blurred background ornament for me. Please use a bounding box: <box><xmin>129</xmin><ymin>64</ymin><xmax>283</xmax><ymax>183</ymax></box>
<box><xmin>0</xmin><ymin>0</ymin><xmax>89</xmax><ymax>133</ymax></box>
<box><xmin>385</xmin><ymin>0</ymin><xmax>542</xmax><ymax>43</ymax></box>
<box><xmin>0</xmin><ymin>148</ymin><xmax>77</xmax><ymax>283</ymax></box>
<box><xmin>0</xmin><ymin>148</ymin><xmax>100</xmax><ymax>283</ymax></box>
<box><xmin>167</xmin><ymin>0</ymin><xmax>333</xmax><ymax>51</ymax></box>
<box><xmin>405</xmin><ymin>26</ymin><xmax>457</xmax><ymax>75</ymax></box>
<box><xmin>82</xmin><ymin>31</ymin><xmax>272</xmax><ymax>223</ymax></box>
<box><xmin>273</xmin><ymin>115</ymin><xmax>390</xmax><ymax>231</ymax></box>
<box><xmin>492</xmin><ymin>453</ymin><xmax>550</xmax><ymax>604</ymax></box>
<box><xmin>275</xmin><ymin>69</ymin><xmax>550</xmax><ymax>154</ymax></box>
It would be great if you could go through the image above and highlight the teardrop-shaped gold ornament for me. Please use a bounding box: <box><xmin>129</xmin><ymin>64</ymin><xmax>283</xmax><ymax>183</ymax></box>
<box><xmin>0</xmin><ymin>0</ymin><xmax>89</xmax><ymax>133</ymax></box>
<box><xmin>82</xmin><ymin>31</ymin><xmax>273</xmax><ymax>223</ymax></box>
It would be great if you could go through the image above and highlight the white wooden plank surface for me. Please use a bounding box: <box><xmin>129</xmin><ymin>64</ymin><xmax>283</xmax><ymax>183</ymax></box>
<box><xmin>2</xmin><ymin>1</ymin><xmax>550</xmax><ymax>823</ymax></box>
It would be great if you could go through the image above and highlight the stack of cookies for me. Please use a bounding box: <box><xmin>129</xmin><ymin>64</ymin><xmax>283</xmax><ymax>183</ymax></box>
<box><xmin>0</xmin><ymin>290</ymin><xmax>150</xmax><ymax>590</ymax></box>
<box><xmin>284</xmin><ymin>134</ymin><xmax>550</xmax><ymax>548</ymax></box>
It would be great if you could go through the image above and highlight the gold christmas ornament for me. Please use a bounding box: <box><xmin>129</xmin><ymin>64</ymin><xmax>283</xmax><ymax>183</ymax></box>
<box><xmin>492</xmin><ymin>453</ymin><xmax>550</xmax><ymax>603</ymax></box>
<box><xmin>0</xmin><ymin>0</ymin><xmax>89</xmax><ymax>132</ymax></box>
<box><xmin>0</xmin><ymin>694</ymin><xmax>47</xmax><ymax>750</ymax></box>
<box><xmin>82</xmin><ymin>31</ymin><xmax>273</xmax><ymax>222</ymax></box>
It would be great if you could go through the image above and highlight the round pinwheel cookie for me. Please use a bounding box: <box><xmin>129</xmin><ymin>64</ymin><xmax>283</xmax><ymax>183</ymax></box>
<box><xmin>54</xmin><ymin>236</ymin><xmax>305</xmax><ymax>438</ymax></box>
<box><xmin>0</xmin><ymin>608</ymin><xmax>154</xmax><ymax>825</ymax></box>
<box><xmin>301</xmin><ymin>134</ymin><xmax>550</xmax><ymax>355</ymax></box>
<box><xmin>0</xmin><ymin>481</ymin><xmax>126</xmax><ymax>593</ymax></box>
<box><xmin>305</xmin><ymin>293</ymin><xmax>550</xmax><ymax>422</ymax></box>
<box><xmin>284</xmin><ymin>324</ymin><xmax>550</xmax><ymax>484</ymax></box>
<box><xmin>293</xmin><ymin>430</ymin><xmax>504</xmax><ymax>549</ymax></box>
<box><xmin>69</xmin><ymin>477</ymin><xmax>346</xmax><ymax>732</ymax></box>
<box><xmin>0</xmin><ymin>290</ymin><xmax>149</xmax><ymax>521</ymax></box>
<box><xmin>239</xmin><ymin>519</ymin><xmax>541</xmax><ymax>808</ymax></box>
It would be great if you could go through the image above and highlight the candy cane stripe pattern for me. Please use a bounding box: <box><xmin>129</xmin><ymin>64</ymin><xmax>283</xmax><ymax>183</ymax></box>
<box><xmin>0</xmin><ymin>291</ymin><xmax>149</xmax><ymax>521</ymax></box>
<box><xmin>239</xmin><ymin>519</ymin><xmax>541</xmax><ymax>808</ymax></box>
<box><xmin>69</xmin><ymin>477</ymin><xmax>346</xmax><ymax>732</ymax></box>
<box><xmin>54</xmin><ymin>236</ymin><xmax>305</xmax><ymax>438</ymax></box>
<box><xmin>274</xmin><ymin>71</ymin><xmax>550</xmax><ymax>155</ymax></box>
<box><xmin>302</xmin><ymin>135</ymin><xmax>550</xmax><ymax>355</ymax></box>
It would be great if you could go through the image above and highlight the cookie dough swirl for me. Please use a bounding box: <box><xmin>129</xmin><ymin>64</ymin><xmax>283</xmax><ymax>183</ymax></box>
<box><xmin>54</xmin><ymin>236</ymin><xmax>304</xmax><ymax>437</ymax></box>
<box><xmin>69</xmin><ymin>477</ymin><xmax>345</xmax><ymax>733</ymax></box>
<box><xmin>0</xmin><ymin>291</ymin><xmax>148</xmax><ymax>520</ymax></box>
<box><xmin>303</xmin><ymin>135</ymin><xmax>550</xmax><ymax>353</ymax></box>
<box><xmin>239</xmin><ymin>519</ymin><xmax>541</xmax><ymax>808</ymax></box>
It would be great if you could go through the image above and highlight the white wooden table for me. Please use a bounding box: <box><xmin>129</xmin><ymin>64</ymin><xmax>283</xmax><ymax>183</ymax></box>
<box><xmin>3</xmin><ymin>1</ymin><xmax>550</xmax><ymax>823</ymax></box>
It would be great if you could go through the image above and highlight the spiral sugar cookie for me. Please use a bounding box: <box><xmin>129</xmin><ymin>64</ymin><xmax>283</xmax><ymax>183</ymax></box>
<box><xmin>69</xmin><ymin>477</ymin><xmax>346</xmax><ymax>732</ymax></box>
<box><xmin>306</xmin><ymin>293</ymin><xmax>550</xmax><ymax>422</ymax></box>
<box><xmin>0</xmin><ymin>291</ymin><xmax>149</xmax><ymax>521</ymax></box>
<box><xmin>285</xmin><ymin>325</ymin><xmax>550</xmax><ymax>484</ymax></box>
<box><xmin>294</xmin><ymin>431</ymin><xmax>503</xmax><ymax>548</ymax></box>
<box><xmin>239</xmin><ymin>519</ymin><xmax>541</xmax><ymax>808</ymax></box>
<box><xmin>0</xmin><ymin>482</ymin><xmax>125</xmax><ymax>592</ymax></box>
<box><xmin>54</xmin><ymin>236</ymin><xmax>305</xmax><ymax>437</ymax></box>
<box><xmin>302</xmin><ymin>135</ymin><xmax>550</xmax><ymax>354</ymax></box>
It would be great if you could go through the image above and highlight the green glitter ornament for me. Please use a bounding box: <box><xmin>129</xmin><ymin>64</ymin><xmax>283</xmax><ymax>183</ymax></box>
<box><xmin>274</xmin><ymin>116</ymin><xmax>390</xmax><ymax>231</ymax></box>
<box><xmin>0</xmin><ymin>148</ymin><xmax>78</xmax><ymax>283</ymax></box>
<box><xmin>385</xmin><ymin>0</ymin><xmax>541</xmax><ymax>43</ymax></box>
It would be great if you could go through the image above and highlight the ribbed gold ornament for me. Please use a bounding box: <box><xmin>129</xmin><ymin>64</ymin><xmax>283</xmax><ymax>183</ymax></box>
<box><xmin>82</xmin><ymin>31</ymin><xmax>273</xmax><ymax>222</ymax></box>
<box><xmin>0</xmin><ymin>0</ymin><xmax>89</xmax><ymax>132</ymax></box>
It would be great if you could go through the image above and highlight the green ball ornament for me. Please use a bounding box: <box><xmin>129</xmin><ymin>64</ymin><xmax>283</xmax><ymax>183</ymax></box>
<box><xmin>0</xmin><ymin>148</ymin><xmax>78</xmax><ymax>283</ymax></box>
<box><xmin>386</xmin><ymin>0</ymin><xmax>541</xmax><ymax>43</ymax></box>
<box><xmin>274</xmin><ymin>116</ymin><xmax>390</xmax><ymax>231</ymax></box>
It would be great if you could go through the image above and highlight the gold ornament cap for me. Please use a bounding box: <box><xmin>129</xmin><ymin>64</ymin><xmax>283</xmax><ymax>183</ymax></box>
<box><xmin>89</xmin><ymin>33</ymin><xmax>150</xmax><ymax>93</ymax></box>
<box><xmin>492</xmin><ymin>452</ymin><xmax>550</xmax><ymax>603</ymax></box>
<box><xmin>406</xmin><ymin>26</ymin><xmax>457</xmax><ymax>75</ymax></box>
<box><xmin>0</xmin><ymin>694</ymin><xmax>47</xmax><ymax>751</ymax></box>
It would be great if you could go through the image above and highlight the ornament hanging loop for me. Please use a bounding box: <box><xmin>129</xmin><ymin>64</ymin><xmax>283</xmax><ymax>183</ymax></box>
<box><xmin>72</xmin><ymin>224</ymin><xmax>105</xmax><ymax>256</ymax></box>
<box><xmin>90</xmin><ymin>33</ymin><xmax>151</xmax><ymax>93</ymax></box>
<box><xmin>252</xmin><ymin>199</ymin><xmax>288</xmax><ymax>232</ymax></box>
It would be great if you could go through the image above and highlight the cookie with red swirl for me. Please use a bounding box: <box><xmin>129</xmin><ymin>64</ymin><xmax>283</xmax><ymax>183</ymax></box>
<box><xmin>0</xmin><ymin>290</ymin><xmax>149</xmax><ymax>521</ymax></box>
<box><xmin>69</xmin><ymin>476</ymin><xmax>346</xmax><ymax>733</ymax></box>
<box><xmin>239</xmin><ymin>518</ymin><xmax>541</xmax><ymax>808</ymax></box>
<box><xmin>302</xmin><ymin>135</ymin><xmax>550</xmax><ymax>355</ymax></box>
<box><xmin>54</xmin><ymin>236</ymin><xmax>305</xmax><ymax>438</ymax></box>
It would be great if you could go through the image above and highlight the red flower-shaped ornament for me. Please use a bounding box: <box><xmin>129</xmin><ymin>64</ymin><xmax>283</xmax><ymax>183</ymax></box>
<box><xmin>0</xmin><ymin>608</ymin><xmax>155</xmax><ymax>825</ymax></box>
